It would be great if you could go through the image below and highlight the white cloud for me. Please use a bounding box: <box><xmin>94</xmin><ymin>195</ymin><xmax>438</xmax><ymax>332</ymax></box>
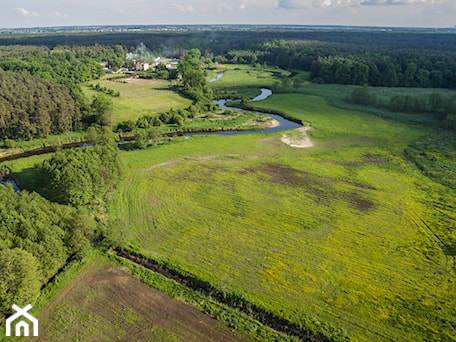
<box><xmin>361</xmin><ymin>0</ymin><xmax>433</xmax><ymax>5</ymax></box>
<box><xmin>315</xmin><ymin>0</ymin><xmax>353</xmax><ymax>6</ymax></box>
<box><xmin>277</xmin><ymin>0</ymin><xmax>310</xmax><ymax>9</ymax></box>
<box><xmin>55</xmin><ymin>11</ymin><xmax>69</xmax><ymax>18</ymax></box>
<box><xmin>216</xmin><ymin>0</ymin><xmax>250</xmax><ymax>12</ymax></box>
<box><xmin>277</xmin><ymin>0</ymin><xmax>437</xmax><ymax>7</ymax></box>
<box><xmin>278</xmin><ymin>0</ymin><xmax>354</xmax><ymax>8</ymax></box>
<box><xmin>114</xmin><ymin>9</ymin><xmax>127</xmax><ymax>15</ymax></box>
<box><xmin>240</xmin><ymin>0</ymin><xmax>248</xmax><ymax>10</ymax></box>
<box><xmin>173</xmin><ymin>4</ymin><xmax>194</xmax><ymax>12</ymax></box>
<box><xmin>12</xmin><ymin>8</ymin><xmax>39</xmax><ymax>17</ymax></box>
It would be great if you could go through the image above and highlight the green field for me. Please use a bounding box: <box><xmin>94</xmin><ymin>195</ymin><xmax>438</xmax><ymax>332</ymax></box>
<box><xmin>208</xmin><ymin>65</ymin><xmax>291</xmax><ymax>89</ymax></box>
<box><xmin>2</xmin><ymin>66</ymin><xmax>455</xmax><ymax>341</ymax></box>
<box><xmin>83</xmin><ymin>77</ymin><xmax>192</xmax><ymax>124</ymax></box>
<box><xmin>108</xmin><ymin>90</ymin><xmax>456</xmax><ymax>341</ymax></box>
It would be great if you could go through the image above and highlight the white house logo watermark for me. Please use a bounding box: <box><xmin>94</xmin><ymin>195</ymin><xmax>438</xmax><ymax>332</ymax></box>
<box><xmin>6</xmin><ymin>304</ymin><xmax>38</xmax><ymax>337</ymax></box>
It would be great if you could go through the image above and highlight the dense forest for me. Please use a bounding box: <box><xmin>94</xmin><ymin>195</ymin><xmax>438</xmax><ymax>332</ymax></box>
<box><xmin>0</xmin><ymin>127</ymin><xmax>120</xmax><ymax>317</ymax></box>
<box><xmin>0</xmin><ymin>29</ymin><xmax>455</xmax><ymax>89</ymax></box>
<box><xmin>35</xmin><ymin>128</ymin><xmax>123</xmax><ymax>206</ymax></box>
<box><xmin>0</xmin><ymin>185</ymin><xmax>95</xmax><ymax>313</ymax></box>
<box><xmin>0</xmin><ymin>47</ymin><xmax>124</xmax><ymax>139</ymax></box>
<box><xmin>0</xmin><ymin>69</ymin><xmax>79</xmax><ymax>139</ymax></box>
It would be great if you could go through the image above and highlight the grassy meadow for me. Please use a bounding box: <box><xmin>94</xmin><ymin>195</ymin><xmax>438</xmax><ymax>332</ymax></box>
<box><xmin>208</xmin><ymin>65</ymin><xmax>291</xmax><ymax>89</ymax></box>
<box><xmin>2</xmin><ymin>65</ymin><xmax>455</xmax><ymax>341</ymax></box>
<box><xmin>83</xmin><ymin>77</ymin><xmax>192</xmax><ymax>124</ymax></box>
<box><xmin>108</xmin><ymin>87</ymin><xmax>456</xmax><ymax>341</ymax></box>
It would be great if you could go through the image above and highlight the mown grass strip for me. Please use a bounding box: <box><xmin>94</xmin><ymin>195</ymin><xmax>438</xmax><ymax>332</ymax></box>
<box><xmin>113</xmin><ymin>248</ymin><xmax>350</xmax><ymax>342</ymax></box>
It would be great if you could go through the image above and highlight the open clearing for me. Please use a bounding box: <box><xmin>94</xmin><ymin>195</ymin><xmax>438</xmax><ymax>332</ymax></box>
<box><xmin>83</xmin><ymin>78</ymin><xmax>192</xmax><ymax>124</ymax></box>
<box><xmin>33</xmin><ymin>257</ymin><xmax>250</xmax><ymax>342</ymax></box>
<box><xmin>109</xmin><ymin>91</ymin><xmax>456</xmax><ymax>341</ymax></box>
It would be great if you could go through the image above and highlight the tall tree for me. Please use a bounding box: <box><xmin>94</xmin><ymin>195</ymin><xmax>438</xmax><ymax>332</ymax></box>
<box><xmin>0</xmin><ymin>249</ymin><xmax>41</xmax><ymax>313</ymax></box>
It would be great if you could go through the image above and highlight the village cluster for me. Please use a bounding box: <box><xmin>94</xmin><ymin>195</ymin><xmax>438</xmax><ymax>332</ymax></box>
<box><xmin>101</xmin><ymin>57</ymin><xmax>179</xmax><ymax>74</ymax></box>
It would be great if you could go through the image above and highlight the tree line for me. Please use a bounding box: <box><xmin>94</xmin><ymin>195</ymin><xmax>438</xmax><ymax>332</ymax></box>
<box><xmin>350</xmin><ymin>86</ymin><xmax>456</xmax><ymax>130</ymax></box>
<box><xmin>310</xmin><ymin>55</ymin><xmax>456</xmax><ymax>88</ymax></box>
<box><xmin>223</xmin><ymin>40</ymin><xmax>456</xmax><ymax>89</ymax></box>
<box><xmin>0</xmin><ymin>128</ymin><xmax>122</xmax><ymax>318</ymax></box>
<box><xmin>0</xmin><ymin>186</ymin><xmax>95</xmax><ymax>314</ymax></box>
<box><xmin>3</xmin><ymin>28</ymin><xmax>455</xmax><ymax>89</ymax></box>
<box><xmin>0</xmin><ymin>47</ymin><xmax>120</xmax><ymax>140</ymax></box>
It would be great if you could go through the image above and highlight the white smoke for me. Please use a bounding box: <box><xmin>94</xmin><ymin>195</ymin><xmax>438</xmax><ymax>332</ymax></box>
<box><xmin>126</xmin><ymin>43</ymin><xmax>156</xmax><ymax>63</ymax></box>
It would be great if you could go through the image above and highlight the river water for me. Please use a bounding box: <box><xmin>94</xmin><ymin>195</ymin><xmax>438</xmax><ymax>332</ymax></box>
<box><xmin>209</xmin><ymin>73</ymin><xmax>224</xmax><ymax>83</ymax></box>
<box><xmin>188</xmin><ymin>88</ymin><xmax>301</xmax><ymax>136</ymax></box>
<box><xmin>0</xmin><ymin>179</ymin><xmax>21</xmax><ymax>192</ymax></box>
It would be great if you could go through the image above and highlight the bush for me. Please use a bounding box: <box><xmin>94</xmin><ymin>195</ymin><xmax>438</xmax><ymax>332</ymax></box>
<box><xmin>3</xmin><ymin>139</ymin><xmax>15</xmax><ymax>148</ymax></box>
<box><xmin>389</xmin><ymin>94</ymin><xmax>425</xmax><ymax>113</ymax></box>
<box><xmin>134</xmin><ymin>130</ymin><xmax>148</xmax><ymax>149</ymax></box>
<box><xmin>117</xmin><ymin>120</ymin><xmax>136</xmax><ymax>132</ymax></box>
<box><xmin>350</xmin><ymin>86</ymin><xmax>377</xmax><ymax>106</ymax></box>
<box><xmin>168</xmin><ymin>114</ymin><xmax>184</xmax><ymax>126</ymax></box>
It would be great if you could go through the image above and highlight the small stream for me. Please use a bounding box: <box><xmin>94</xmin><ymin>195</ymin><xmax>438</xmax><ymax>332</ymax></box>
<box><xmin>1</xmin><ymin>179</ymin><xmax>21</xmax><ymax>192</ymax></box>
<box><xmin>209</xmin><ymin>73</ymin><xmax>224</xmax><ymax>83</ymax></box>
<box><xmin>188</xmin><ymin>88</ymin><xmax>301</xmax><ymax>136</ymax></box>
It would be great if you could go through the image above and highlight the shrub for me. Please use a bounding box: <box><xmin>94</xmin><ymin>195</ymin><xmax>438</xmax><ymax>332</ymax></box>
<box><xmin>350</xmin><ymin>86</ymin><xmax>377</xmax><ymax>106</ymax></box>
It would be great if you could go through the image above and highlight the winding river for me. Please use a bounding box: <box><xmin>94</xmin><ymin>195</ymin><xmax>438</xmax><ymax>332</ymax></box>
<box><xmin>209</xmin><ymin>73</ymin><xmax>225</xmax><ymax>83</ymax></box>
<box><xmin>0</xmin><ymin>88</ymin><xmax>302</xmax><ymax>168</ymax></box>
<box><xmin>188</xmin><ymin>88</ymin><xmax>301</xmax><ymax>136</ymax></box>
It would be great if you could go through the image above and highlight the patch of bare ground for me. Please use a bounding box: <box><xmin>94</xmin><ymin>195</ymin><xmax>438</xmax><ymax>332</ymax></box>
<box><xmin>344</xmin><ymin>191</ymin><xmax>375</xmax><ymax>212</ymax></box>
<box><xmin>264</xmin><ymin>119</ymin><xmax>280</xmax><ymax>128</ymax></box>
<box><xmin>0</xmin><ymin>147</ymin><xmax>21</xmax><ymax>158</ymax></box>
<box><xmin>281</xmin><ymin>125</ymin><xmax>313</xmax><ymax>148</ymax></box>
<box><xmin>251</xmin><ymin>162</ymin><xmax>375</xmax><ymax>211</ymax></box>
<box><xmin>363</xmin><ymin>153</ymin><xmax>390</xmax><ymax>164</ymax></box>
<box><xmin>34</xmin><ymin>258</ymin><xmax>251</xmax><ymax>342</ymax></box>
<box><xmin>123</xmin><ymin>78</ymin><xmax>162</xmax><ymax>86</ymax></box>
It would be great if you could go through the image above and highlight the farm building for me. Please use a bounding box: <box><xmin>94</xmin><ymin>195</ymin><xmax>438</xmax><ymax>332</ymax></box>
<box><xmin>135</xmin><ymin>62</ymin><xmax>150</xmax><ymax>71</ymax></box>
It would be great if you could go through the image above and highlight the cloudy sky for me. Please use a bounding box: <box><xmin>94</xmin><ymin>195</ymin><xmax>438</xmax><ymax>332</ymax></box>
<box><xmin>1</xmin><ymin>0</ymin><xmax>455</xmax><ymax>28</ymax></box>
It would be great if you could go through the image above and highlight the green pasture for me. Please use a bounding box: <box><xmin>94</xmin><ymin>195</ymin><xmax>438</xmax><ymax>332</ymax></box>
<box><xmin>213</xmin><ymin>88</ymin><xmax>262</xmax><ymax>100</ymax></box>
<box><xmin>83</xmin><ymin>78</ymin><xmax>192</xmax><ymax>124</ymax></box>
<box><xmin>108</xmin><ymin>92</ymin><xmax>456</xmax><ymax>341</ymax></box>
<box><xmin>248</xmin><ymin>93</ymin><xmax>426</xmax><ymax>143</ymax></box>
<box><xmin>208</xmin><ymin>65</ymin><xmax>290</xmax><ymax>89</ymax></box>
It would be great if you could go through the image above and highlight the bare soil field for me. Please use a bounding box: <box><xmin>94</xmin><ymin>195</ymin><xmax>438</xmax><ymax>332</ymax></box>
<box><xmin>33</xmin><ymin>258</ymin><xmax>250</xmax><ymax>342</ymax></box>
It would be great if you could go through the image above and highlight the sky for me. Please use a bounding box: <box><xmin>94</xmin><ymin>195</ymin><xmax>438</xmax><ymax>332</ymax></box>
<box><xmin>1</xmin><ymin>0</ymin><xmax>455</xmax><ymax>29</ymax></box>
